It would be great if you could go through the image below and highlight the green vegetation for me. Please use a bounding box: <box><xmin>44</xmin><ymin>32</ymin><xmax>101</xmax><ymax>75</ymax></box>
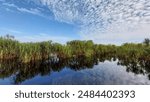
<box><xmin>0</xmin><ymin>35</ymin><xmax>150</xmax><ymax>84</ymax></box>
<box><xmin>143</xmin><ymin>38</ymin><xmax>150</xmax><ymax>46</ymax></box>
<box><xmin>0</xmin><ymin>35</ymin><xmax>150</xmax><ymax>64</ymax></box>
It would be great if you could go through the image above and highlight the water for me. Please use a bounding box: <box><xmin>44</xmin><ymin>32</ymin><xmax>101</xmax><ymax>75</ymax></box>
<box><xmin>0</xmin><ymin>57</ymin><xmax>150</xmax><ymax>85</ymax></box>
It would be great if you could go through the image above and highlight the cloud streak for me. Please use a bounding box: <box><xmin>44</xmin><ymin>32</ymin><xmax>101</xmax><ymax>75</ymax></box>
<box><xmin>1</xmin><ymin>1</ymin><xmax>52</xmax><ymax>19</ymax></box>
<box><xmin>16</xmin><ymin>33</ymin><xmax>74</xmax><ymax>44</ymax></box>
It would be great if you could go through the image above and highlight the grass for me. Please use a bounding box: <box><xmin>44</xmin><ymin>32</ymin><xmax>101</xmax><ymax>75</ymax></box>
<box><xmin>0</xmin><ymin>35</ymin><xmax>149</xmax><ymax>63</ymax></box>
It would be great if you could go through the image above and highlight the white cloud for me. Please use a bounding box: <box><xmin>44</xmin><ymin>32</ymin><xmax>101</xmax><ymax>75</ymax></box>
<box><xmin>39</xmin><ymin>0</ymin><xmax>150</xmax><ymax>42</ymax></box>
<box><xmin>1</xmin><ymin>0</ymin><xmax>150</xmax><ymax>44</ymax></box>
<box><xmin>84</xmin><ymin>26</ymin><xmax>150</xmax><ymax>45</ymax></box>
<box><xmin>0</xmin><ymin>28</ymin><xmax>23</xmax><ymax>34</ymax></box>
<box><xmin>17</xmin><ymin>8</ymin><xmax>41</xmax><ymax>15</ymax></box>
<box><xmin>2</xmin><ymin>3</ymin><xmax>17</xmax><ymax>7</ymax></box>
<box><xmin>2</xmin><ymin>2</ymin><xmax>49</xmax><ymax>18</ymax></box>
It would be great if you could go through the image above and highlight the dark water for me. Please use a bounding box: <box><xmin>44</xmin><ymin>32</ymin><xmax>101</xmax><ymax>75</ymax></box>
<box><xmin>0</xmin><ymin>56</ymin><xmax>150</xmax><ymax>85</ymax></box>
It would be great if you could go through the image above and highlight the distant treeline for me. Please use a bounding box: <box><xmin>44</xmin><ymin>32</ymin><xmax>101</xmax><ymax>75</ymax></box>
<box><xmin>0</xmin><ymin>34</ymin><xmax>150</xmax><ymax>63</ymax></box>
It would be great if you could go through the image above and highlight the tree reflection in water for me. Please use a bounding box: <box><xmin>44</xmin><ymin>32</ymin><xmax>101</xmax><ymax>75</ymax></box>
<box><xmin>0</xmin><ymin>55</ymin><xmax>150</xmax><ymax>84</ymax></box>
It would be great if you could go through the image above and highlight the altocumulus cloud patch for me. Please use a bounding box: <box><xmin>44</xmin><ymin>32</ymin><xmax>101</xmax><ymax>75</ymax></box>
<box><xmin>1</xmin><ymin>0</ymin><xmax>150</xmax><ymax>43</ymax></box>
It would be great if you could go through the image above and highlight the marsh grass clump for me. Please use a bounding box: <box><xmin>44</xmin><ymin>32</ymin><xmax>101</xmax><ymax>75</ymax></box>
<box><xmin>0</xmin><ymin>35</ymin><xmax>19</xmax><ymax>59</ymax></box>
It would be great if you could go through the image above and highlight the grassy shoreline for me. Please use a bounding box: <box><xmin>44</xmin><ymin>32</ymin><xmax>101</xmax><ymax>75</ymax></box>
<box><xmin>0</xmin><ymin>35</ymin><xmax>150</xmax><ymax>63</ymax></box>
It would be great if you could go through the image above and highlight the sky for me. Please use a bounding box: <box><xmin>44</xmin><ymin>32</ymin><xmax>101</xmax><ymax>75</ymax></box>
<box><xmin>0</xmin><ymin>0</ymin><xmax>150</xmax><ymax>44</ymax></box>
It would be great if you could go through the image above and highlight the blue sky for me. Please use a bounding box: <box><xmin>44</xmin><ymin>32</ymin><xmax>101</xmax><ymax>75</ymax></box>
<box><xmin>0</xmin><ymin>0</ymin><xmax>150</xmax><ymax>44</ymax></box>
<box><xmin>0</xmin><ymin>0</ymin><xmax>80</xmax><ymax>43</ymax></box>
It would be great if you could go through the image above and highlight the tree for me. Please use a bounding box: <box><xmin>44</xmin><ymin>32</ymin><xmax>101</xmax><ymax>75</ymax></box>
<box><xmin>143</xmin><ymin>38</ymin><xmax>150</xmax><ymax>46</ymax></box>
<box><xmin>4</xmin><ymin>34</ymin><xmax>15</xmax><ymax>40</ymax></box>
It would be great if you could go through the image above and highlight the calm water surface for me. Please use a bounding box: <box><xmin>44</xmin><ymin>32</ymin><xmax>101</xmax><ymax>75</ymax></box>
<box><xmin>0</xmin><ymin>57</ymin><xmax>150</xmax><ymax>85</ymax></box>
